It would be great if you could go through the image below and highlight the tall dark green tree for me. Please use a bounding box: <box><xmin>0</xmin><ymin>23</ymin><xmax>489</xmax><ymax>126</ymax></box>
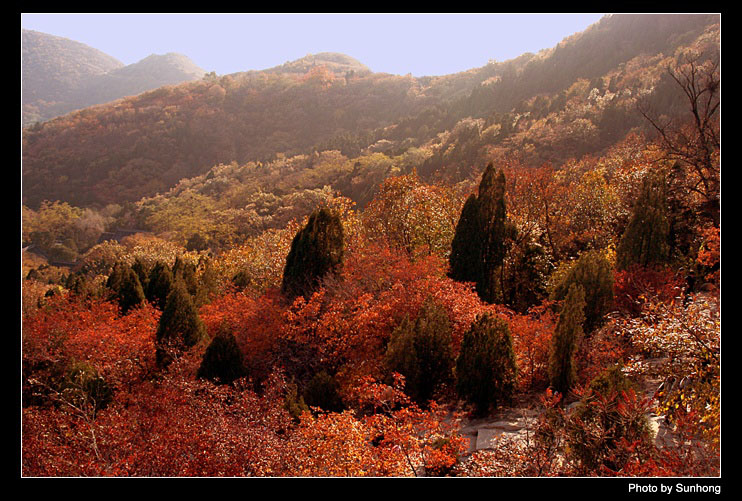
<box><xmin>173</xmin><ymin>256</ymin><xmax>199</xmax><ymax>299</ymax></box>
<box><xmin>105</xmin><ymin>261</ymin><xmax>127</xmax><ymax>294</ymax></box>
<box><xmin>549</xmin><ymin>283</ymin><xmax>586</xmax><ymax>396</ymax></box>
<box><xmin>503</xmin><ymin>237</ymin><xmax>551</xmax><ymax>314</ymax></box>
<box><xmin>550</xmin><ymin>250</ymin><xmax>613</xmax><ymax>333</ymax></box>
<box><xmin>155</xmin><ymin>278</ymin><xmax>206</xmax><ymax>368</ymax></box>
<box><xmin>197</xmin><ymin>327</ymin><xmax>246</xmax><ymax>385</ymax></box>
<box><xmin>106</xmin><ymin>262</ymin><xmax>145</xmax><ymax>315</ymax></box>
<box><xmin>449</xmin><ymin>163</ymin><xmax>512</xmax><ymax>303</ymax></box>
<box><xmin>616</xmin><ymin>171</ymin><xmax>671</xmax><ymax>271</ymax></box>
<box><xmin>448</xmin><ymin>194</ymin><xmax>483</xmax><ymax>284</ymax></box>
<box><xmin>146</xmin><ymin>261</ymin><xmax>174</xmax><ymax>310</ymax></box>
<box><xmin>131</xmin><ymin>258</ymin><xmax>150</xmax><ymax>291</ymax></box>
<box><xmin>384</xmin><ymin>297</ymin><xmax>455</xmax><ymax>405</ymax></box>
<box><xmin>281</xmin><ymin>207</ymin><xmax>344</xmax><ymax>301</ymax></box>
<box><xmin>455</xmin><ymin>313</ymin><xmax>517</xmax><ymax>416</ymax></box>
<box><xmin>194</xmin><ymin>255</ymin><xmax>218</xmax><ymax>307</ymax></box>
<box><xmin>117</xmin><ymin>267</ymin><xmax>146</xmax><ymax>315</ymax></box>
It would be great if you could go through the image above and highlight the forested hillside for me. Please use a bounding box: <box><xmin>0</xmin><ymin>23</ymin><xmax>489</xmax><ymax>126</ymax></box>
<box><xmin>21</xmin><ymin>14</ymin><xmax>721</xmax><ymax>479</ymax></box>
<box><xmin>22</xmin><ymin>14</ymin><xmax>716</xmax><ymax>210</ymax></box>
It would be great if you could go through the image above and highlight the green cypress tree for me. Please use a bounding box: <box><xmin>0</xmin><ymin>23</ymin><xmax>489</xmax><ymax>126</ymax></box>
<box><xmin>511</xmin><ymin>239</ymin><xmax>551</xmax><ymax>313</ymax></box>
<box><xmin>455</xmin><ymin>313</ymin><xmax>517</xmax><ymax>415</ymax></box>
<box><xmin>281</xmin><ymin>207</ymin><xmax>344</xmax><ymax>301</ymax></box>
<box><xmin>117</xmin><ymin>267</ymin><xmax>146</xmax><ymax>315</ymax></box>
<box><xmin>105</xmin><ymin>261</ymin><xmax>127</xmax><ymax>294</ymax></box>
<box><xmin>155</xmin><ymin>278</ymin><xmax>206</xmax><ymax>368</ymax></box>
<box><xmin>550</xmin><ymin>250</ymin><xmax>613</xmax><ymax>333</ymax></box>
<box><xmin>449</xmin><ymin>163</ymin><xmax>511</xmax><ymax>304</ymax></box>
<box><xmin>173</xmin><ymin>256</ymin><xmax>199</xmax><ymax>298</ymax></box>
<box><xmin>549</xmin><ymin>283</ymin><xmax>586</xmax><ymax>396</ymax></box>
<box><xmin>384</xmin><ymin>297</ymin><xmax>454</xmax><ymax>405</ymax></box>
<box><xmin>197</xmin><ymin>327</ymin><xmax>246</xmax><ymax>385</ymax></box>
<box><xmin>478</xmin><ymin>164</ymin><xmax>511</xmax><ymax>303</ymax></box>
<box><xmin>146</xmin><ymin>262</ymin><xmax>173</xmax><ymax>310</ymax></box>
<box><xmin>66</xmin><ymin>272</ymin><xmax>96</xmax><ymax>298</ymax></box>
<box><xmin>195</xmin><ymin>256</ymin><xmax>218</xmax><ymax>306</ymax></box>
<box><xmin>106</xmin><ymin>262</ymin><xmax>145</xmax><ymax>315</ymax></box>
<box><xmin>616</xmin><ymin>172</ymin><xmax>671</xmax><ymax>271</ymax></box>
<box><xmin>131</xmin><ymin>258</ymin><xmax>150</xmax><ymax>291</ymax></box>
<box><xmin>449</xmin><ymin>194</ymin><xmax>483</xmax><ymax>284</ymax></box>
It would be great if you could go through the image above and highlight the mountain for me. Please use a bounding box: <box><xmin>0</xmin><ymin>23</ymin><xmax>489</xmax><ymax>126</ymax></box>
<box><xmin>22</xmin><ymin>29</ymin><xmax>205</xmax><ymax>125</ymax></box>
<box><xmin>21</xmin><ymin>14</ymin><xmax>719</xmax><ymax>212</ymax></box>
<box><xmin>71</xmin><ymin>52</ymin><xmax>206</xmax><ymax>110</ymax></box>
<box><xmin>262</xmin><ymin>52</ymin><xmax>371</xmax><ymax>76</ymax></box>
<box><xmin>22</xmin><ymin>29</ymin><xmax>125</xmax><ymax>124</ymax></box>
<box><xmin>21</xmin><ymin>56</ymin><xmax>447</xmax><ymax>208</ymax></box>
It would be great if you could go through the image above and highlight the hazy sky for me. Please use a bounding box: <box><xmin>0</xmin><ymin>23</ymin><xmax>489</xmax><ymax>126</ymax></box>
<box><xmin>21</xmin><ymin>13</ymin><xmax>606</xmax><ymax>77</ymax></box>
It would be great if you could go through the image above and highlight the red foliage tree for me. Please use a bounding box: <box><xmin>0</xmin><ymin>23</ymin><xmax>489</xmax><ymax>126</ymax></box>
<box><xmin>613</xmin><ymin>264</ymin><xmax>685</xmax><ymax>317</ymax></box>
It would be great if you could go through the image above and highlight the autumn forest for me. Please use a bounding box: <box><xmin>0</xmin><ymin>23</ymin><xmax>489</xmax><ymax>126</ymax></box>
<box><xmin>21</xmin><ymin>14</ymin><xmax>721</xmax><ymax>479</ymax></box>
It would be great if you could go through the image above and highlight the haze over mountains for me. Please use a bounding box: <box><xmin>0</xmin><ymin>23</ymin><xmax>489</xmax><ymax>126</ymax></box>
<box><xmin>22</xmin><ymin>29</ymin><xmax>206</xmax><ymax>125</ymax></box>
<box><xmin>22</xmin><ymin>15</ymin><xmax>719</xmax><ymax>216</ymax></box>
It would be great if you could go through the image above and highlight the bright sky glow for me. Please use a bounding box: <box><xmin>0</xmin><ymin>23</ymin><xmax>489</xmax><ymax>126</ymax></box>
<box><xmin>21</xmin><ymin>13</ymin><xmax>607</xmax><ymax>77</ymax></box>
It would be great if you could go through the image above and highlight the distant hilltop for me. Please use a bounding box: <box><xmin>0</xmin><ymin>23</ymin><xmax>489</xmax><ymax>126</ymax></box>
<box><xmin>264</xmin><ymin>52</ymin><xmax>372</xmax><ymax>75</ymax></box>
<box><xmin>22</xmin><ymin>29</ymin><xmax>206</xmax><ymax>126</ymax></box>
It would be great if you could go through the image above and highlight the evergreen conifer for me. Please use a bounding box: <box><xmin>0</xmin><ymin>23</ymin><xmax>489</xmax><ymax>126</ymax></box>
<box><xmin>131</xmin><ymin>258</ymin><xmax>150</xmax><ymax>291</ymax></box>
<box><xmin>173</xmin><ymin>256</ymin><xmax>199</xmax><ymax>298</ymax></box>
<box><xmin>384</xmin><ymin>297</ymin><xmax>454</xmax><ymax>405</ymax></box>
<box><xmin>549</xmin><ymin>283</ymin><xmax>586</xmax><ymax>396</ymax></box>
<box><xmin>449</xmin><ymin>194</ymin><xmax>483</xmax><ymax>284</ymax></box>
<box><xmin>550</xmin><ymin>250</ymin><xmax>613</xmax><ymax>333</ymax></box>
<box><xmin>155</xmin><ymin>278</ymin><xmax>206</xmax><ymax>368</ymax></box>
<box><xmin>105</xmin><ymin>261</ymin><xmax>127</xmax><ymax>293</ymax></box>
<box><xmin>281</xmin><ymin>207</ymin><xmax>344</xmax><ymax>301</ymax></box>
<box><xmin>455</xmin><ymin>313</ymin><xmax>517</xmax><ymax>415</ymax></box>
<box><xmin>303</xmin><ymin>371</ymin><xmax>344</xmax><ymax>412</ymax></box>
<box><xmin>146</xmin><ymin>262</ymin><xmax>173</xmax><ymax>310</ymax></box>
<box><xmin>117</xmin><ymin>267</ymin><xmax>146</xmax><ymax>315</ymax></box>
<box><xmin>616</xmin><ymin>172</ymin><xmax>671</xmax><ymax>271</ymax></box>
<box><xmin>449</xmin><ymin>163</ymin><xmax>512</xmax><ymax>303</ymax></box>
<box><xmin>106</xmin><ymin>262</ymin><xmax>145</xmax><ymax>315</ymax></box>
<box><xmin>232</xmin><ymin>269</ymin><xmax>251</xmax><ymax>291</ymax></box>
<box><xmin>197</xmin><ymin>327</ymin><xmax>246</xmax><ymax>385</ymax></box>
<box><xmin>194</xmin><ymin>256</ymin><xmax>218</xmax><ymax>306</ymax></box>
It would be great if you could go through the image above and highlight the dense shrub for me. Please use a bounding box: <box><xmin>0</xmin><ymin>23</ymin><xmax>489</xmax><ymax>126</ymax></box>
<box><xmin>303</xmin><ymin>371</ymin><xmax>345</xmax><ymax>413</ymax></box>
<box><xmin>550</xmin><ymin>250</ymin><xmax>613</xmax><ymax>333</ymax></box>
<box><xmin>384</xmin><ymin>297</ymin><xmax>455</xmax><ymax>406</ymax></box>
<box><xmin>613</xmin><ymin>264</ymin><xmax>685</xmax><ymax>316</ymax></box>
<box><xmin>155</xmin><ymin>278</ymin><xmax>207</xmax><ymax>368</ymax></box>
<box><xmin>59</xmin><ymin>361</ymin><xmax>113</xmax><ymax>413</ymax></box>
<box><xmin>455</xmin><ymin>313</ymin><xmax>517</xmax><ymax>415</ymax></box>
<box><xmin>566</xmin><ymin>365</ymin><xmax>653</xmax><ymax>473</ymax></box>
<box><xmin>549</xmin><ymin>284</ymin><xmax>585</xmax><ymax>396</ymax></box>
<box><xmin>197</xmin><ymin>327</ymin><xmax>246</xmax><ymax>385</ymax></box>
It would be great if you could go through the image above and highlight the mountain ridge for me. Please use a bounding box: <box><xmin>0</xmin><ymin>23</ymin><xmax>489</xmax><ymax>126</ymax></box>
<box><xmin>22</xmin><ymin>15</ymin><xmax>719</xmax><ymax>212</ymax></box>
<box><xmin>22</xmin><ymin>29</ymin><xmax>206</xmax><ymax>125</ymax></box>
